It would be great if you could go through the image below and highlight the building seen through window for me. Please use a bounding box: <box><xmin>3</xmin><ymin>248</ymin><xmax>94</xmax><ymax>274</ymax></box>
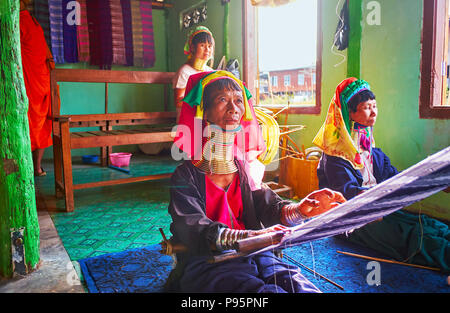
<box><xmin>257</xmin><ymin>0</ymin><xmax>318</xmax><ymax>108</ymax></box>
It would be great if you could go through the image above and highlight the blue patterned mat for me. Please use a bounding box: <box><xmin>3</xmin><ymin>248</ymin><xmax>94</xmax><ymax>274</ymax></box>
<box><xmin>283</xmin><ymin>236</ymin><xmax>449</xmax><ymax>293</ymax></box>
<box><xmin>78</xmin><ymin>239</ymin><xmax>449</xmax><ymax>293</ymax></box>
<box><xmin>79</xmin><ymin>244</ymin><xmax>173</xmax><ymax>293</ymax></box>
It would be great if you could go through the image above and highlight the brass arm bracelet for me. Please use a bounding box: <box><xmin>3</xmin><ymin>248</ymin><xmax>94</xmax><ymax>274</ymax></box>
<box><xmin>216</xmin><ymin>228</ymin><xmax>251</xmax><ymax>251</ymax></box>
<box><xmin>282</xmin><ymin>204</ymin><xmax>307</xmax><ymax>226</ymax></box>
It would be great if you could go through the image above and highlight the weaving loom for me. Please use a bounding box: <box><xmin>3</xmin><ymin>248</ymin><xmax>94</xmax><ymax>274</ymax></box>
<box><xmin>231</xmin><ymin>146</ymin><xmax>450</xmax><ymax>259</ymax></box>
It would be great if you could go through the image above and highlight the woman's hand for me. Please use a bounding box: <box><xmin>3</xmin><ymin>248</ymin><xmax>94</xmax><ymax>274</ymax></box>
<box><xmin>251</xmin><ymin>224</ymin><xmax>289</xmax><ymax>236</ymax></box>
<box><xmin>297</xmin><ymin>188</ymin><xmax>346</xmax><ymax>218</ymax></box>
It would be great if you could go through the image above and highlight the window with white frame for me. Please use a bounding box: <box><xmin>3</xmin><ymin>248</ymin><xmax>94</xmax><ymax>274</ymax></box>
<box><xmin>298</xmin><ymin>73</ymin><xmax>305</xmax><ymax>86</ymax></box>
<box><xmin>272</xmin><ymin>76</ymin><xmax>278</xmax><ymax>87</ymax></box>
<box><xmin>251</xmin><ymin>0</ymin><xmax>322</xmax><ymax>114</ymax></box>
<box><xmin>284</xmin><ymin>75</ymin><xmax>291</xmax><ymax>86</ymax></box>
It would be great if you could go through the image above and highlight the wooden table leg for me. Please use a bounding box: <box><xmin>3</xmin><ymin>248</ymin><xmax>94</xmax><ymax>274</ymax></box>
<box><xmin>53</xmin><ymin>134</ymin><xmax>64</xmax><ymax>198</ymax></box>
<box><xmin>60</xmin><ymin>121</ymin><xmax>74</xmax><ymax>212</ymax></box>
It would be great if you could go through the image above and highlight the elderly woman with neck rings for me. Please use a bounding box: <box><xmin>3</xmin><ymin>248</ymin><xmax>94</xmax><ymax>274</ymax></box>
<box><xmin>166</xmin><ymin>70</ymin><xmax>346</xmax><ymax>293</ymax></box>
<box><xmin>313</xmin><ymin>78</ymin><xmax>450</xmax><ymax>272</ymax></box>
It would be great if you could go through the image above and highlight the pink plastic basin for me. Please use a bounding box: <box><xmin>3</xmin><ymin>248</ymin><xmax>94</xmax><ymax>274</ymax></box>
<box><xmin>109</xmin><ymin>152</ymin><xmax>132</xmax><ymax>167</ymax></box>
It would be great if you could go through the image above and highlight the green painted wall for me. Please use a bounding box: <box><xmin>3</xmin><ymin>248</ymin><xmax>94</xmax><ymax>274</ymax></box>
<box><xmin>287</xmin><ymin>0</ymin><xmax>449</xmax><ymax>221</ymax></box>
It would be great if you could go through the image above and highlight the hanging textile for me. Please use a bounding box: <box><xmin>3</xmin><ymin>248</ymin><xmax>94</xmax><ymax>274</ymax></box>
<box><xmin>130</xmin><ymin>0</ymin><xmax>144</xmax><ymax>67</ymax></box>
<box><xmin>110</xmin><ymin>0</ymin><xmax>127</xmax><ymax>65</ymax></box>
<box><xmin>48</xmin><ymin>0</ymin><xmax>65</xmax><ymax>63</ymax></box>
<box><xmin>120</xmin><ymin>0</ymin><xmax>134</xmax><ymax>66</ymax></box>
<box><xmin>86</xmin><ymin>0</ymin><xmax>101</xmax><ymax>66</ymax></box>
<box><xmin>76</xmin><ymin>0</ymin><xmax>90</xmax><ymax>63</ymax></box>
<box><xmin>86</xmin><ymin>0</ymin><xmax>113</xmax><ymax>69</ymax></box>
<box><xmin>98</xmin><ymin>0</ymin><xmax>113</xmax><ymax>69</ymax></box>
<box><xmin>62</xmin><ymin>0</ymin><xmax>78</xmax><ymax>63</ymax></box>
<box><xmin>140</xmin><ymin>0</ymin><xmax>156</xmax><ymax>68</ymax></box>
<box><xmin>33</xmin><ymin>0</ymin><xmax>52</xmax><ymax>51</ymax></box>
<box><xmin>37</xmin><ymin>0</ymin><xmax>156</xmax><ymax>68</ymax></box>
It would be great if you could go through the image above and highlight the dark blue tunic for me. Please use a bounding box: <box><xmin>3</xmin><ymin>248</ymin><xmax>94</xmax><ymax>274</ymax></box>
<box><xmin>317</xmin><ymin>147</ymin><xmax>398</xmax><ymax>200</ymax></box>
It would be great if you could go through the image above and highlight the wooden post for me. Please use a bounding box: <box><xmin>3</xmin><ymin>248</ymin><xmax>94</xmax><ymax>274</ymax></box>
<box><xmin>0</xmin><ymin>0</ymin><xmax>40</xmax><ymax>277</ymax></box>
<box><xmin>347</xmin><ymin>0</ymin><xmax>363</xmax><ymax>78</ymax></box>
<box><xmin>60</xmin><ymin>120</ymin><xmax>75</xmax><ymax>212</ymax></box>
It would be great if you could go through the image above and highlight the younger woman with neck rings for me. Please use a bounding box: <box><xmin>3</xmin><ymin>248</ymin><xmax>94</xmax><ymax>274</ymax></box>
<box><xmin>173</xmin><ymin>26</ymin><xmax>215</xmax><ymax>121</ymax></box>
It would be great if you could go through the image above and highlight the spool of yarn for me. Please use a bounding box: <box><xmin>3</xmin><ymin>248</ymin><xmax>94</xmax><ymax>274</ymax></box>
<box><xmin>254</xmin><ymin>107</ymin><xmax>280</xmax><ymax>165</ymax></box>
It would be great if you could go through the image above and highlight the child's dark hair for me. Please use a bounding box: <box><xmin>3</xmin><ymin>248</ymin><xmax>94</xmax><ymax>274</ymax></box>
<box><xmin>203</xmin><ymin>78</ymin><xmax>242</xmax><ymax>112</ymax></box>
<box><xmin>192</xmin><ymin>31</ymin><xmax>214</xmax><ymax>48</ymax></box>
<box><xmin>347</xmin><ymin>90</ymin><xmax>376</xmax><ymax>112</ymax></box>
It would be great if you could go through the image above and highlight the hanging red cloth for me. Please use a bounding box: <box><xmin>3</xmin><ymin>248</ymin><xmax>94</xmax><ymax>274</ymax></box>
<box><xmin>20</xmin><ymin>10</ymin><xmax>53</xmax><ymax>151</ymax></box>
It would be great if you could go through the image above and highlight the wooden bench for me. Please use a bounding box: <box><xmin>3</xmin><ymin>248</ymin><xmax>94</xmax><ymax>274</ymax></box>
<box><xmin>50</xmin><ymin>69</ymin><xmax>176</xmax><ymax>212</ymax></box>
